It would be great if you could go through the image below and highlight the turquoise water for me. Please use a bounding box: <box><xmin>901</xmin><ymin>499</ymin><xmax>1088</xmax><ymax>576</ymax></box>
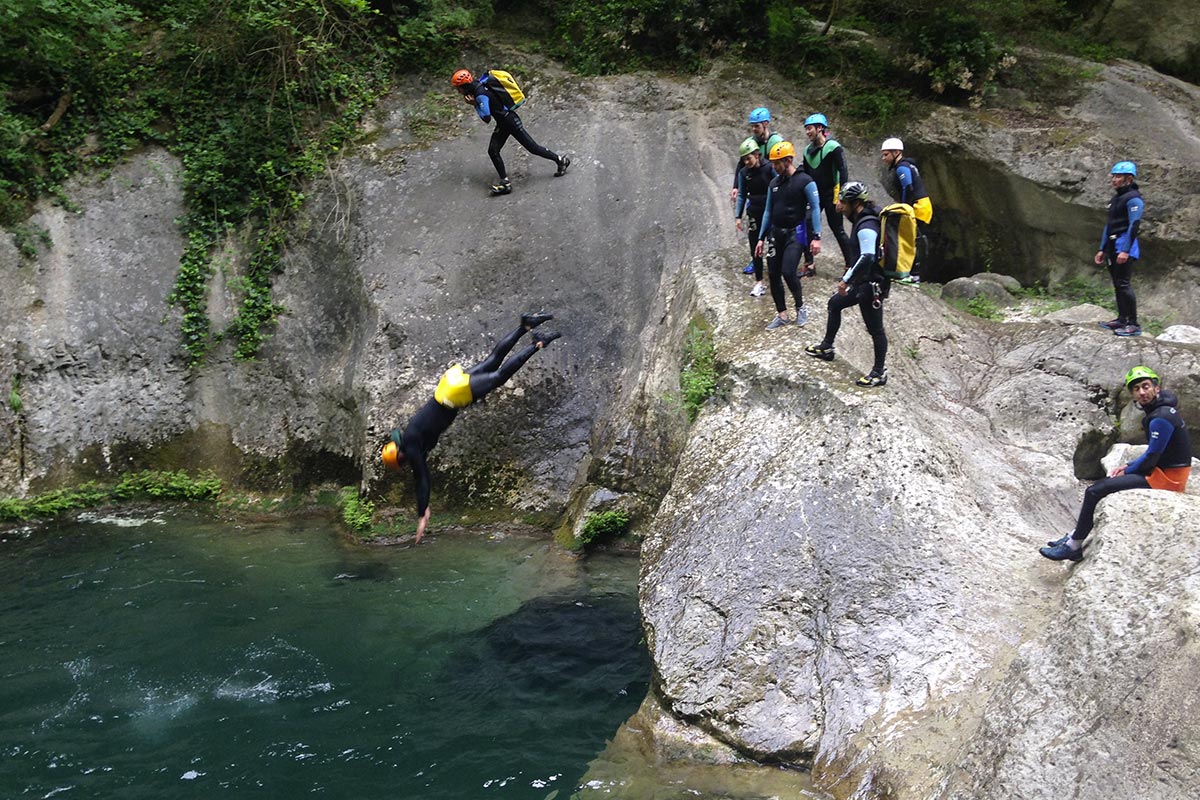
<box><xmin>0</xmin><ymin>509</ymin><xmax>648</xmax><ymax>799</ymax></box>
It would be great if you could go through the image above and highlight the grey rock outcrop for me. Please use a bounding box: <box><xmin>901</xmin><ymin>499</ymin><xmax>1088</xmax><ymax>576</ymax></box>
<box><xmin>941</xmin><ymin>275</ymin><xmax>1016</xmax><ymax>305</ymax></box>
<box><xmin>637</xmin><ymin>250</ymin><xmax>1200</xmax><ymax>799</ymax></box>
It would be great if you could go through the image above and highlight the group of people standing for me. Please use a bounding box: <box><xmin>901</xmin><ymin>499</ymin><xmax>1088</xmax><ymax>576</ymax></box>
<box><xmin>727</xmin><ymin>107</ymin><xmax>1188</xmax><ymax>564</ymax></box>
<box><xmin>730</xmin><ymin>107</ymin><xmax>933</xmax><ymax>387</ymax></box>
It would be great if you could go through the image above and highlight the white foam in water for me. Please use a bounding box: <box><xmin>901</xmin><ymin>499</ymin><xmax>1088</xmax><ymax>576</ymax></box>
<box><xmin>180</xmin><ymin>770</ymin><xmax>204</xmax><ymax>780</ymax></box>
<box><xmin>77</xmin><ymin>511</ymin><xmax>166</xmax><ymax>527</ymax></box>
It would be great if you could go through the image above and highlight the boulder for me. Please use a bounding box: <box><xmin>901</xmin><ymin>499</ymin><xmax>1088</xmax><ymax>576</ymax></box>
<box><xmin>1157</xmin><ymin>324</ymin><xmax>1200</xmax><ymax>345</ymax></box>
<box><xmin>971</xmin><ymin>271</ymin><xmax>1022</xmax><ymax>293</ymax></box>
<box><xmin>941</xmin><ymin>276</ymin><xmax>1016</xmax><ymax>305</ymax></box>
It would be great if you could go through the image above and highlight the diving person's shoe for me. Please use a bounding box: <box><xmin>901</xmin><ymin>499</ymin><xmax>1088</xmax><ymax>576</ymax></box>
<box><xmin>805</xmin><ymin>343</ymin><xmax>835</xmax><ymax>361</ymax></box>
<box><xmin>521</xmin><ymin>312</ymin><xmax>554</xmax><ymax>329</ymax></box>
<box><xmin>532</xmin><ymin>330</ymin><xmax>562</xmax><ymax>347</ymax></box>
<box><xmin>490</xmin><ymin>179</ymin><xmax>513</xmax><ymax>196</ymax></box>
<box><xmin>554</xmin><ymin>155</ymin><xmax>571</xmax><ymax>177</ymax></box>
<box><xmin>855</xmin><ymin>369</ymin><xmax>888</xmax><ymax>387</ymax></box>
<box><xmin>1039</xmin><ymin>541</ymin><xmax>1083</xmax><ymax>562</ymax></box>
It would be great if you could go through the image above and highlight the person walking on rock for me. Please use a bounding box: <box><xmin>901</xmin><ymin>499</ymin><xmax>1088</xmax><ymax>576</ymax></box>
<box><xmin>1041</xmin><ymin>366</ymin><xmax>1192</xmax><ymax>562</ymax></box>
<box><xmin>1095</xmin><ymin>161</ymin><xmax>1145</xmax><ymax>337</ymax></box>
<box><xmin>452</xmin><ymin>68</ymin><xmax>570</xmax><ymax>196</ymax></box>
<box><xmin>880</xmin><ymin>137</ymin><xmax>933</xmax><ymax>280</ymax></box>
<box><xmin>804</xmin><ymin>182</ymin><xmax>889</xmax><ymax>387</ymax></box>
<box><xmin>381</xmin><ymin>312</ymin><xmax>561</xmax><ymax>543</ymax></box>
<box><xmin>755</xmin><ymin>141</ymin><xmax>822</xmax><ymax>330</ymax></box>
<box><xmin>802</xmin><ymin>113</ymin><xmax>852</xmax><ymax>274</ymax></box>
<box><xmin>735</xmin><ymin>137</ymin><xmax>775</xmax><ymax>298</ymax></box>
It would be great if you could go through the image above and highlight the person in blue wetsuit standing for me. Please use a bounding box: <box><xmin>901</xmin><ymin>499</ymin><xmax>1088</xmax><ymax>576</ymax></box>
<box><xmin>380</xmin><ymin>312</ymin><xmax>560</xmax><ymax>543</ymax></box>
<box><xmin>1041</xmin><ymin>366</ymin><xmax>1192</xmax><ymax>562</ymax></box>
<box><xmin>755</xmin><ymin>141</ymin><xmax>822</xmax><ymax>330</ymax></box>
<box><xmin>1095</xmin><ymin>161</ymin><xmax>1145</xmax><ymax>337</ymax></box>
<box><xmin>881</xmin><ymin>137</ymin><xmax>933</xmax><ymax>280</ymax></box>
<box><xmin>452</xmin><ymin>68</ymin><xmax>570</xmax><ymax>196</ymax></box>
<box><xmin>802</xmin><ymin>113</ymin><xmax>852</xmax><ymax>274</ymax></box>
<box><xmin>735</xmin><ymin>137</ymin><xmax>776</xmax><ymax>298</ymax></box>
<box><xmin>804</xmin><ymin>182</ymin><xmax>889</xmax><ymax>387</ymax></box>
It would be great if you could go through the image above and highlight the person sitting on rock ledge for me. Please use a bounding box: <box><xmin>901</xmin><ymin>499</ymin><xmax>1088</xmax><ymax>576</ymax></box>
<box><xmin>380</xmin><ymin>313</ymin><xmax>561</xmax><ymax>543</ymax></box>
<box><xmin>1041</xmin><ymin>365</ymin><xmax>1193</xmax><ymax>562</ymax></box>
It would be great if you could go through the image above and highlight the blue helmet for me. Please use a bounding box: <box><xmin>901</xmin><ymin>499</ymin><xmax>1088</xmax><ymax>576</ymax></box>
<box><xmin>1111</xmin><ymin>161</ymin><xmax>1137</xmax><ymax>176</ymax></box>
<box><xmin>748</xmin><ymin>107</ymin><xmax>771</xmax><ymax>124</ymax></box>
<box><xmin>804</xmin><ymin>113</ymin><xmax>828</xmax><ymax>128</ymax></box>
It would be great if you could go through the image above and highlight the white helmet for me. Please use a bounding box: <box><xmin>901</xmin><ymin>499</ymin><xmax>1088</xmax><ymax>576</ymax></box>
<box><xmin>880</xmin><ymin>137</ymin><xmax>904</xmax><ymax>151</ymax></box>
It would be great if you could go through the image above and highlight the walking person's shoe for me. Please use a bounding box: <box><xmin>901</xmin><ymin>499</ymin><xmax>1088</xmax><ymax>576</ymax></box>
<box><xmin>490</xmin><ymin>178</ymin><xmax>513</xmax><ymax>196</ymax></box>
<box><xmin>1114</xmin><ymin>324</ymin><xmax>1143</xmax><ymax>337</ymax></box>
<box><xmin>805</xmin><ymin>343</ymin><xmax>835</xmax><ymax>361</ymax></box>
<box><xmin>1039</xmin><ymin>541</ymin><xmax>1083</xmax><ymax>562</ymax></box>
<box><xmin>795</xmin><ymin>305</ymin><xmax>808</xmax><ymax>326</ymax></box>
<box><xmin>749</xmin><ymin>283</ymin><xmax>766</xmax><ymax>297</ymax></box>
<box><xmin>1098</xmin><ymin>319</ymin><xmax>1124</xmax><ymax>330</ymax></box>
<box><xmin>554</xmin><ymin>155</ymin><xmax>572</xmax><ymax>177</ymax></box>
<box><xmin>521</xmin><ymin>312</ymin><xmax>553</xmax><ymax>329</ymax></box>
<box><xmin>765</xmin><ymin>315</ymin><xmax>788</xmax><ymax>330</ymax></box>
<box><xmin>855</xmin><ymin>369</ymin><xmax>888</xmax><ymax>387</ymax></box>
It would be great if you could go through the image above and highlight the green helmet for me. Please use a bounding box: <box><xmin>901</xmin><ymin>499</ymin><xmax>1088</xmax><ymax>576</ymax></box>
<box><xmin>1124</xmin><ymin>365</ymin><xmax>1159</xmax><ymax>388</ymax></box>
<box><xmin>739</xmin><ymin>137</ymin><xmax>758</xmax><ymax>158</ymax></box>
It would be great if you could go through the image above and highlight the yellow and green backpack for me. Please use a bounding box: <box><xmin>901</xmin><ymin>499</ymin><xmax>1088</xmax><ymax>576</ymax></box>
<box><xmin>485</xmin><ymin>69</ymin><xmax>525</xmax><ymax>109</ymax></box>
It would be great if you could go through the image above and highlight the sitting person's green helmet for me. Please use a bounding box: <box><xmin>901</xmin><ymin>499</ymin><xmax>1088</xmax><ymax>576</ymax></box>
<box><xmin>1124</xmin><ymin>365</ymin><xmax>1159</xmax><ymax>388</ymax></box>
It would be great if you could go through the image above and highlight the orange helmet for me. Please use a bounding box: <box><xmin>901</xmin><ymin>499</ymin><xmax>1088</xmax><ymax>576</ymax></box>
<box><xmin>451</xmin><ymin>69</ymin><xmax>474</xmax><ymax>88</ymax></box>
<box><xmin>380</xmin><ymin>428</ymin><xmax>405</xmax><ymax>472</ymax></box>
<box><xmin>768</xmin><ymin>140</ymin><xmax>795</xmax><ymax>161</ymax></box>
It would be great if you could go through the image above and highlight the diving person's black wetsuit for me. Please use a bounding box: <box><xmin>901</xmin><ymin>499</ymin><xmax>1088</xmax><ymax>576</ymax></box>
<box><xmin>388</xmin><ymin>314</ymin><xmax>558</xmax><ymax>539</ymax></box>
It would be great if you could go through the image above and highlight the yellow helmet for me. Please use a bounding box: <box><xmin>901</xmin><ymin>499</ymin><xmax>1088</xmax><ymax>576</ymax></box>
<box><xmin>768</xmin><ymin>140</ymin><xmax>795</xmax><ymax>161</ymax></box>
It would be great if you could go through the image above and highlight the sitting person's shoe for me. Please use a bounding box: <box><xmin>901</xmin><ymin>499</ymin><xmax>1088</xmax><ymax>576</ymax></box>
<box><xmin>1114</xmin><ymin>324</ymin><xmax>1142</xmax><ymax>337</ymax></box>
<box><xmin>532</xmin><ymin>330</ymin><xmax>562</xmax><ymax>347</ymax></box>
<box><xmin>1046</xmin><ymin>534</ymin><xmax>1069</xmax><ymax>548</ymax></box>
<box><xmin>805</xmin><ymin>343</ymin><xmax>835</xmax><ymax>361</ymax></box>
<box><xmin>554</xmin><ymin>155</ymin><xmax>572</xmax><ymax>177</ymax></box>
<box><xmin>855</xmin><ymin>369</ymin><xmax>888</xmax><ymax>387</ymax></box>
<box><xmin>1039</xmin><ymin>541</ymin><xmax>1083</xmax><ymax>562</ymax></box>
<box><xmin>521</xmin><ymin>311</ymin><xmax>553</xmax><ymax>329</ymax></box>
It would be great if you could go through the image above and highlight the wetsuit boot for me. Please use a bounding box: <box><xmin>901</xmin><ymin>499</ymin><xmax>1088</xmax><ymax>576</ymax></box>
<box><xmin>554</xmin><ymin>155</ymin><xmax>571</xmax><ymax>177</ymax></box>
<box><xmin>490</xmin><ymin>178</ymin><xmax>513</xmax><ymax>196</ymax></box>
<box><xmin>532</xmin><ymin>330</ymin><xmax>562</xmax><ymax>347</ymax></box>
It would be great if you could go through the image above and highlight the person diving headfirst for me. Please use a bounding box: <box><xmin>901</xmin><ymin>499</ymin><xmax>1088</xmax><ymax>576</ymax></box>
<box><xmin>380</xmin><ymin>312</ymin><xmax>561</xmax><ymax>543</ymax></box>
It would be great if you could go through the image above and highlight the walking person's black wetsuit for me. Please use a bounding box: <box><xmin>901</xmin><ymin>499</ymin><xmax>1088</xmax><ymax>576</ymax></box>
<box><xmin>454</xmin><ymin>69</ymin><xmax>570</xmax><ymax>194</ymax></box>
<box><xmin>381</xmin><ymin>313</ymin><xmax>560</xmax><ymax>542</ymax></box>
<box><xmin>805</xmin><ymin>182</ymin><xmax>889</xmax><ymax>387</ymax></box>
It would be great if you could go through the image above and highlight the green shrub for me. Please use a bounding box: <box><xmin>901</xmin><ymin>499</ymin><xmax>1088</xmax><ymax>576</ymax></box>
<box><xmin>0</xmin><ymin>470</ymin><xmax>221</xmax><ymax>522</ymax></box>
<box><xmin>964</xmin><ymin>293</ymin><xmax>1004</xmax><ymax>320</ymax></box>
<box><xmin>680</xmin><ymin>320</ymin><xmax>717</xmax><ymax>422</ymax></box>
<box><xmin>578</xmin><ymin>509</ymin><xmax>630</xmax><ymax>547</ymax></box>
<box><xmin>338</xmin><ymin>486</ymin><xmax>375</xmax><ymax>532</ymax></box>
